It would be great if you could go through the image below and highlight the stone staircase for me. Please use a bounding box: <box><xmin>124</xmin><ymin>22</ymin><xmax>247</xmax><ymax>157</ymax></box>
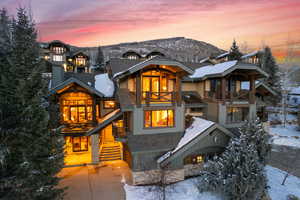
<box><xmin>99</xmin><ymin>142</ymin><xmax>123</xmax><ymax>162</ymax></box>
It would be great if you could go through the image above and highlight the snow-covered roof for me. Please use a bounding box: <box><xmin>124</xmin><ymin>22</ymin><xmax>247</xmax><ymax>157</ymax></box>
<box><xmin>215</xmin><ymin>52</ymin><xmax>229</xmax><ymax>59</ymax></box>
<box><xmin>189</xmin><ymin>60</ymin><xmax>238</xmax><ymax>79</ymax></box>
<box><xmin>157</xmin><ymin>117</ymin><xmax>215</xmax><ymax>163</ymax></box>
<box><xmin>95</xmin><ymin>73</ymin><xmax>115</xmax><ymax>97</ymax></box>
<box><xmin>241</xmin><ymin>50</ymin><xmax>259</xmax><ymax>59</ymax></box>
<box><xmin>290</xmin><ymin>87</ymin><xmax>300</xmax><ymax>95</ymax></box>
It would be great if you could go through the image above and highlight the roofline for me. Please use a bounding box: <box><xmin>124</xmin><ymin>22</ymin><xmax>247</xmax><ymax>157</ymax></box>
<box><xmin>158</xmin><ymin>123</ymin><xmax>233</xmax><ymax>165</ymax></box>
<box><xmin>256</xmin><ymin>82</ymin><xmax>277</xmax><ymax>96</ymax></box>
<box><xmin>49</xmin><ymin>77</ymin><xmax>104</xmax><ymax>97</ymax></box>
<box><xmin>190</xmin><ymin>62</ymin><xmax>269</xmax><ymax>81</ymax></box>
<box><xmin>114</xmin><ymin>56</ymin><xmax>195</xmax><ymax>79</ymax></box>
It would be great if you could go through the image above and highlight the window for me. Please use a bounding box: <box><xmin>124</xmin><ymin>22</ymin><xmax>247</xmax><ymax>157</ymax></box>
<box><xmin>144</xmin><ymin>109</ymin><xmax>174</xmax><ymax>128</ymax></box>
<box><xmin>103</xmin><ymin>101</ymin><xmax>116</xmax><ymax>109</ymax></box>
<box><xmin>72</xmin><ymin>136</ymin><xmax>88</xmax><ymax>152</ymax></box>
<box><xmin>52</xmin><ymin>46</ymin><xmax>65</xmax><ymax>54</ymax></box>
<box><xmin>75</xmin><ymin>56</ymin><xmax>86</xmax><ymax>66</ymax></box>
<box><xmin>128</xmin><ymin>55</ymin><xmax>138</xmax><ymax>60</ymax></box>
<box><xmin>53</xmin><ymin>55</ymin><xmax>63</xmax><ymax>62</ymax></box>
<box><xmin>226</xmin><ymin>107</ymin><xmax>248</xmax><ymax>123</ymax></box>
<box><xmin>184</xmin><ymin>155</ymin><xmax>204</xmax><ymax>165</ymax></box>
<box><xmin>61</xmin><ymin>92</ymin><xmax>93</xmax><ymax>123</ymax></box>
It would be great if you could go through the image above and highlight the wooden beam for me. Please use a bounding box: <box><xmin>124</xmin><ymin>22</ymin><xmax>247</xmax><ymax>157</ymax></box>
<box><xmin>136</xmin><ymin>72</ymin><xmax>141</xmax><ymax>108</ymax></box>
<box><xmin>249</xmin><ymin>75</ymin><xmax>256</xmax><ymax>104</ymax></box>
<box><xmin>221</xmin><ymin>77</ymin><xmax>226</xmax><ymax>100</ymax></box>
<box><xmin>176</xmin><ymin>72</ymin><xmax>182</xmax><ymax>106</ymax></box>
<box><xmin>92</xmin><ymin>95</ymin><xmax>97</xmax><ymax>125</ymax></box>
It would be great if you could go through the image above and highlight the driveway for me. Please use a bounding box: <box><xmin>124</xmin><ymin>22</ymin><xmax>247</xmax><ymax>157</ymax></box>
<box><xmin>58</xmin><ymin>161</ymin><xmax>131</xmax><ymax>200</ymax></box>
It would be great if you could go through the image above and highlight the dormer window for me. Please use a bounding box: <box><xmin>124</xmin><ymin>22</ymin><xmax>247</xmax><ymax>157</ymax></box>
<box><xmin>53</xmin><ymin>55</ymin><xmax>63</xmax><ymax>62</ymax></box>
<box><xmin>52</xmin><ymin>46</ymin><xmax>65</xmax><ymax>54</ymax></box>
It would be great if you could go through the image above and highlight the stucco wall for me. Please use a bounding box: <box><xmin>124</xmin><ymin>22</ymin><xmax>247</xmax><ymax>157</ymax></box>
<box><xmin>207</xmin><ymin>102</ymin><xmax>219</xmax><ymax>122</ymax></box>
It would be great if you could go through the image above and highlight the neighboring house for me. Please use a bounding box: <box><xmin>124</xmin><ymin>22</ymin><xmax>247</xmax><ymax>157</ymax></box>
<box><xmin>287</xmin><ymin>87</ymin><xmax>300</xmax><ymax>107</ymax></box>
<box><xmin>44</xmin><ymin>40</ymin><xmax>270</xmax><ymax>185</ymax></box>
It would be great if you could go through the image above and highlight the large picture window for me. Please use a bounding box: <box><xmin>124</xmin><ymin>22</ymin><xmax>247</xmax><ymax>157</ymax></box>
<box><xmin>226</xmin><ymin>107</ymin><xmax>248</xmax><ymax>123</ymax></box>
<box><xmin>144</xmin><ymin>109</ymin><xmax>174</xmax><ymax>128</ymax></box>
<box><xmin>52</xmin><ymin>46</ymin><xmax>65</xmax><ymax>54</ymax></box>
<box><xmin>75</xmin><ymin>56</ymin><xmax>86</xmax><ymax>66</ymax></box>
<box><xmin>61</xmin><ymin>92</ymin><xmax>93</xmax><ymax>123</ymax></box>
<box><xmin>72</xmin><ymin>136</ymin><xmax>88</xmax><ymax>152</ymax></box>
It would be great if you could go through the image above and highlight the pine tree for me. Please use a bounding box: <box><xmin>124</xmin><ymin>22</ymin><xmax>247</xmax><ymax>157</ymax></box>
<box><xmin>0</xmin><ymin>8</ymin><xmax>64</xmax><ymax>199</ymax></box>
<box><xmin>261</xmin><ymin>46</ymin><xmax>281</xmax><ymax>101</ymax></box>
<box><xmin>228</xmin><ymin>40</ymin><xmax>243</xmax><ymax>61</ymax></box>
<box><xmin>202</xmin><ymin>120</ymin><xmax>269</xmax><ymax>199</ymax></box>
<box><xmin>94</xmin><ymin>45</ymin><xmax>105</xmax><ymax>72</ymax></box>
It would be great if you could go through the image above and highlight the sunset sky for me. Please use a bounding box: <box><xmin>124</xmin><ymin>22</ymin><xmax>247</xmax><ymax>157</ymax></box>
<box><xmin>1</xmin><ymin>0</ymin><xmax>300</xmax><ymax>63</ymax></box>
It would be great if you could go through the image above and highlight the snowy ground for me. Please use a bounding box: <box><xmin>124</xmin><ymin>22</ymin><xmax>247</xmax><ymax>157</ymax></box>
<box><xmin>124</xmin><ymin>166</ymin><xmax>300</xmax><ymax>200</ymax></box>
<box><xmin>269</xmin><ymin>124</ymin><xmax>300</xmax><ymax>148</ymax></box>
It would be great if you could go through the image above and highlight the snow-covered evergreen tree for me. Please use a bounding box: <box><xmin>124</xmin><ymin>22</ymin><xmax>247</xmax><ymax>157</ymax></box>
<box><xmin>228</xmin><ymin>40</ymin><xmax>243</xmax><ymax>61</ymax></box>
<box><xmin>202</xmin><ymin>120</ymin><xmax>268</xmax><ymax>199</ymax></box>
<box><xmin>261</xmin><ymin>46</ymin><xmax>281</xmax><ymax>101</ymax></box>
<box><xmin>0</xmin><ymin>8</ymin><xmax>64</xmax><ymax>199</ymax></box>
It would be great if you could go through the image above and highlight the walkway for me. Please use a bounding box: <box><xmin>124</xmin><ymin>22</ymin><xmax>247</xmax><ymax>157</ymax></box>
<box><xmin>58</xmin><ymin>161</ymin><xmax>131</xmax><ymax>200</ymax></box>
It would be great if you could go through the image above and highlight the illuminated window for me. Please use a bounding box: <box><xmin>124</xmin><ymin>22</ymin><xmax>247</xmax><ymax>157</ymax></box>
<box><xmin>226</xmin><ymin>107</ymin><xmax>248</xmax><ymax>123</ymax></box>
<box><xmin>53</xmin><ymin>55</ymin><xmax>63</xmax><ymax>62</ymax></box>
<box><xmin>128</xmin><ymin>55</ymin><xmax>138</xmax><ymax>60</ymax></box>
<box><xmin>144</xmin><ymin>110</ymin><xmax>174</xmax><ymax>128</ymax></box>
<box><xmin>75</xmin><ymin>56</ymin><xmax>86</xmax><ymax>66</ymax></box>
<box><xmin>61</xmin><ymin>92</ymin><xmax>93</xmax><ymax>123</ymax></box>
<box><xmin>142</xmin><ymin>70</ymin><xmax>175</xmax><ymax>101</ymax></box>
<box><xmin>44</xmin><ymin>55</ymin><xmax>50</xmax><ymax>60</ymax></box>
<box><xmin>104</xmin><ymin>101</ymin><xmax>116</xmax><ymax>109</ymax></box>
<box><xmin>184</xmin><ymin>155</ymin><xmax>204</xmax><ymax>165</ymax></box>
<box><xmin>72</xmin><ymin>136</ymin><xmax>88</xmax><ymax>152</ymax></box>
<box><xmin>52</xmin><ymin>46</ymin><xmax>65</xmax><ymax>54</ymax></box>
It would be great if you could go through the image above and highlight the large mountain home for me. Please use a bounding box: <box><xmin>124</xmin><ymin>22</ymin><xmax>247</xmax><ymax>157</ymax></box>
<box><xmin>43</xmin><ymin>40</ymin><xmax>274</xmax><ymax>185</ymax></box>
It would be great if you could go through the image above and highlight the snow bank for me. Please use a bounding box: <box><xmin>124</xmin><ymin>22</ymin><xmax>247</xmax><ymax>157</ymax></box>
<box><xmin>267</xmin><ymin>166</ymin><xmax>300</xmax><ymax>200</ymax></box>
<box><xmin>95</xmin><ymin>73</ymin><xmax>114</xmax><ymax>97</ymax></box>
<box><xmin>290</xmin><ymin>86</ymin><xmax>300</xmax><ymax>95</ymax></box>
<box><xmin>124</xmin><ymin>166</ymin><xmax>300</xmax><ymax>200</ymax></box>
<box><xmin>158</xmin><ymin>118</ymin><xmax>214</xmax><ymax>163</ymax></box>
<box><xmin>269</xmin><ymin>125</ymin><xmax>300</xmax><ymax>148</ymax></box>
<box><xmin>189</xmin><ymin>61</ymin><xmax>237</xmax><ymax>79</ymax></box>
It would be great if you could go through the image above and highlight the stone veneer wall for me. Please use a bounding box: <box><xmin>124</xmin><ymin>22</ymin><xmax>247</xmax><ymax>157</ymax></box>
<box><xmin>132</xmin><ymin>169</ymin><xmax>185</xmax><ymax>185</ymax></box>
<box><xmin>184</xmin><ymin>163</ymin><xmax>204</xmax><ymax>178</ymax></box>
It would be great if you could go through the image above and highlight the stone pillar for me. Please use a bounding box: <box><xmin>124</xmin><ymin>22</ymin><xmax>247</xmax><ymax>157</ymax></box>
<box><xmin>218</xmin><ymin>103</ymin><xmax>227</xmax><ymax>125</ymax></box>
<box><xmin>91</xmin><ymin>134</ymin><xmax>99</xmax><ymax>164</ymax></box>
<box><xmin>249</xmin><ymin>104</ymin><xmax>257</xmax><ymax>122</ymax></box>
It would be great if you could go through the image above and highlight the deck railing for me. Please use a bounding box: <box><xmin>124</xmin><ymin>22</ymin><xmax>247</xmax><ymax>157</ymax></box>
<box><xmin>143</xmin><ymin>91</ymin><xmax>175</xmax><ymax>104</ymax></box>
<box><xmin>204</xmin><ymin>90</ymin><xmax>250</xmax><ymax>101</ymax></box>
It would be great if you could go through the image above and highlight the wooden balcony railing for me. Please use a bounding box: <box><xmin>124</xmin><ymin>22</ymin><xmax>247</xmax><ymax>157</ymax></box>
<box><xmin>143</xmin><ymin>91</ymin><xmax>175</xmax><ymax>105</ymax></box>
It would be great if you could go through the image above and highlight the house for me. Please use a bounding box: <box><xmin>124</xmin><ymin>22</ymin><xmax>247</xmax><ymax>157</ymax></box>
<box><xmin>44</xmin><ymin>40</ymin><xmax>270</xmax><ymax>185</ymax></box>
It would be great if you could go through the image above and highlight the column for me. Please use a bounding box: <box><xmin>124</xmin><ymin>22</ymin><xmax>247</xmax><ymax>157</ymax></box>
<box><xmin>221</xmin><ymin>77</ymin><xmax>226</xmax><ymax>100</ymax></box>
<box><xmin>176</xmin><ymin>72</ymin><xmax>182</xmax><ymax>106</ymax></box>
<box><xmin>249</xmin><ymin>75</ymin><xmax>256</xmax><ymax>104</ymax></box>
<box><xmin>136</xmin><ymin>73</ymin><xmax>141</xmax><ymax>108</ymax></box>
<box><xmin>91</xmin><ymin>134</ymin><xmax>99</xmax><ymax>164</ymax></box>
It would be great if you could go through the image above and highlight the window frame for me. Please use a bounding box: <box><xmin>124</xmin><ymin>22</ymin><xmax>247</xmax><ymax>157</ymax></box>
<box><xmin>144</xmin><ymin>109</ymin><xmax>175</xmax><ymax>128</ymax></box>
<box><xmin>53</xmin><ymin>54</ymin><xmax>63</xmax><ymax>62</ymax></box>
<box><xmin>103</xmin><ymin>100</ymin><xmax>116</xmax><ymax>109</ymax></box>
<box><xmin>72</xmin><ymin>136</ymin><xmax>89</xmax><ymax>152</ymax></box>
<box><xmin>226</xmin><ymin>106</ymin><xmax>249</xmax><ymax>123</ymax></box>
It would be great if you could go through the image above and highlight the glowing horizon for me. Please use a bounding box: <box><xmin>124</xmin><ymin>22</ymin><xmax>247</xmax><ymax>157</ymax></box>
<box><xmin>1</xmin><ymin>0</ymin><xmax>300</xmax><ymax>63</ymax></box>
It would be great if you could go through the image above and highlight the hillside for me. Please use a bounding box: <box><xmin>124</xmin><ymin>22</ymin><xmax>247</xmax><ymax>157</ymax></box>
<box><xmin>69</xmin><ymin>37</ymin><xmax>225</xmax><ymax>64</ymax></box>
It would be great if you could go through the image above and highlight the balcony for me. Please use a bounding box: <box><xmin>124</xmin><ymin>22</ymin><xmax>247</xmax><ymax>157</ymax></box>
<box><xmin>204</xmin><ymin>90</ymin><xmax>250</xmax><ymax>101</ymax></box>
<box><xmin>143</xmin><ymin>91</ymin><xmax>176</xmax><ymax>105</ymax></box>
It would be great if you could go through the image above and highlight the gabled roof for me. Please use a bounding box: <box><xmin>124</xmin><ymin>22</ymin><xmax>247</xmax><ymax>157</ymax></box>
<box><xmin>157</xmin><ymin>117</ymin><xmax>233</xmax><ymax>165</ymax></box>
<box><xmin>113</xmin><ymin>56</ymin><xmax>195</xmax><ymax>79</ymax></box>
<box><xmin>70</xmin><ymin>51</ymin><xmax>89</xmax><ymax>59</ymax></box>
<box><xmin>49</xmin><ymin>77</ymin><xmax>104</xmax><ymax>97</ymax></box>
<box><xmin>189</xmin><ymin>60</ymin><xmax>268</xmax><ymax>81</ymax></box>
<box><xmin>256</xmin><ymin>82</ymin><xmax>277</xmax><ymax>96</ymax></box>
